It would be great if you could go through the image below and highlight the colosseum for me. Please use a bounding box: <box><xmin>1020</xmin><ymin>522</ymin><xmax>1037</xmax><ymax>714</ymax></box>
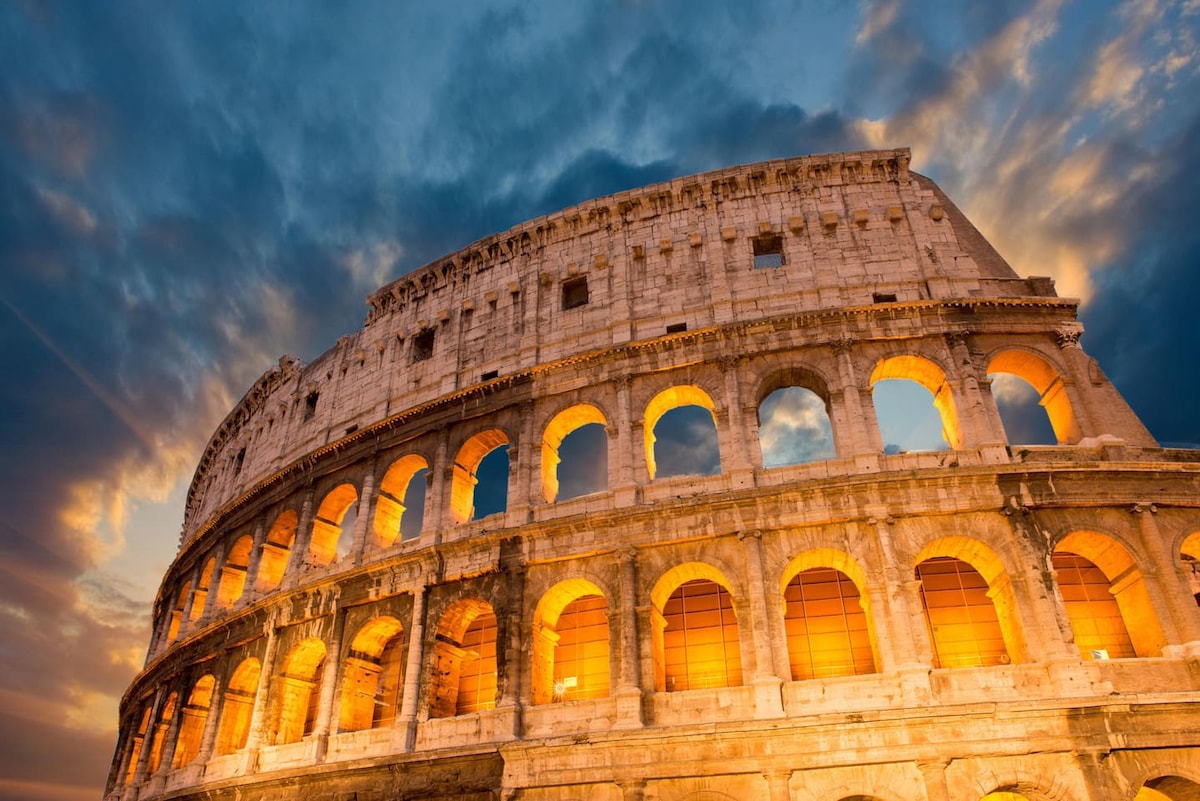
<box><xmin>107</xmin><ymin>148</ymin><xmax>1200</xmax><ymax>801</ymax></box>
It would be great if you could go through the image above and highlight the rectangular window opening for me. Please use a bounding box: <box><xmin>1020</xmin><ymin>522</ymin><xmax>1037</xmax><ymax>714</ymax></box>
<box><xmin>666</xmin><ymin>323</ymin><xmax>688</xmax><ymax>334</ymax></box>
<box><xmin>873</xmin><ymin>292</ymin><xmax>898</xmax><ymax>303</ymax></box>
<box><xmin>481</xmin><ymin>370</ymin><xmax>499</xmax><ymax>381</ymax></box>
<box><xmin>303</xmin><ymin>392</ymin><xmax>319</xmax><ymax>421</ymax></box>
<box><xmin>233</xmin><ymin>448</ymin><xmax>245</xmax><ymax>475</ymax></box>
<box><xmin>562</xmin><ymin>276</ymin><xmax>589</xmax><ymax>310</ymax></box>
<box><xmin>412</xmin><ymin>328</ymin><xmax>435</xmax><ymax>362</ymax></box>
<box><xmin>752</xmin><ymin>235</ymin><xmax>784</xmax><ymax>269</ymax></box>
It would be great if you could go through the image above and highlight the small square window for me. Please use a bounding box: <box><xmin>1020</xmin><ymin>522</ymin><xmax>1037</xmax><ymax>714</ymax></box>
<box><xmin>412</xmin><ymin>328</ymin><xmax>435</xmax><ymax>362</ymax></box>
<box><xmin>752</xmin><ymin>234</ymin><xmax>784</xmax><ymax>269</ymax></box>
<box><xmin>666</xmin><ymin>323</ymin><xmax>688</xmax><ymax>334</ymax></box>
<box><xmin>562</xmin><ymin>276</ymin><xmax>589</xmax><ymax>310</ymax></box>
<box><xmin>481</xmin><ymin>370</ymin><xmax>499</xmax><ymax>381</ymax></box>
<box><xmin>873</xmin><ymin>292</ymin><xmax>898</xmax><ymax>303</ymax></box>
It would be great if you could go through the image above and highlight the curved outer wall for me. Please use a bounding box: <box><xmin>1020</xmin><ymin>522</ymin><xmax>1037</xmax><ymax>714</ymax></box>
<box><xmin>110</xmin><ymin>148</ymin><xmax>1200</xmax><ymax>801</ymax></box>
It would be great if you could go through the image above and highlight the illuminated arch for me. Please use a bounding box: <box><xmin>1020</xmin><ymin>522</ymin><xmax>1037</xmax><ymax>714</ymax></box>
<box><xmin>339</xmin><ymin>616</ymin><xmax>406</xmax><ymax>732</ymax></box>
<box><xmin>273</xmin><ymin>637</ymin><xmax>327</xmax><ymax>744</ymax></box>
<box><xmin>531</xmin><ymin>578</ymin><xmax>610</xmax><ymax>705</ymax></box>
<box><xmin>124</xmin><ymin>704</ymin><xmax>153</xmax><ymax>783</ymax></box>
<box><xmin>373</xmin><ymin>454</ymin><xmax>429</xmax><ymax>548</ymax></box>
<box><xmin>215</xmin><ymin>534</ymin><xmax>253</xmax><ymax>609</ymax></box>
<box><xmin>1055</xmin><ymin>531</ymin><xmax>1165</xmax><ymax>658</ymax></box>
<box><xmin>988</xmin><ymin>349</ymin><xmax>1081</xmax><ymax>444</ymax></box>
<box><xmin>650</xmin><ymin>563</ymin><xmax>742</xmax><ymax>692</ymax></box>
<box><xmin>214</xmin><ymin>657</ymin><xmax>260</xmax><ymax>755</ymax></box>
<box><xmin>870</xmin><ymin>354</ymin><xmax>961</xmax><ymax>449</ymax></box>
<box><xmin>1138</xmin><ymin>773</ymin><xmax>1200</xmax><ymax>800</ymax></box>
<box><xmin>166</xmin><ymin>584</ymin><xmax>188</xmax><ymax>643</ymax></box>
<box><xmin>449</xmin><ymin>429</ymin><xmax>511</xmax><ymax>524</ymax></box>
<box><xmin>780</xmin><ymin>549</ymin><xmax>877</xmax><ymax>680</ymax></box>
<box><xmin>255</xmin><ymin>510</ymin><xmax>297</xmax><ymax>592</ymax></box>
<box><xmin>145</xmin><ymin>691</ymin><xmax>177</xmax><ymax>775</ymax></box>
<box><xmin>756</xmin><ymin>367</ymin><xmax>837</xmax><ymax>468</ymax></box>
<box><xmin>913</xmin><ymin>537</ymin><xmax>1026</xmax><ymax>667</ymax></box>
<box><xmin>643</xmin><ymin>385</ymin><xmax>720</xmax><ymax>480</ymax></box>
<box><xmin>541</xmin><ymin>404</ymin><xmax>608</xmax><ymax>502</ymax></box>
<box><xmin>429</xmin><ymin>599</ymin><xmax>498</xmax><ymax>717</ymax></box>
<box><xmin>309</xmin><ymin>484</ymin><xmax>358</xmax><ymax>566</ymax></box>
<box><xmin>188</xmin><ymin>557</ymin><xmax>215</xmax><ymax>622</ymax></box>
<box><xmin>171</xmin><ymin>674</ymin><xmax>214</xmax><ymax>768</ymax></box>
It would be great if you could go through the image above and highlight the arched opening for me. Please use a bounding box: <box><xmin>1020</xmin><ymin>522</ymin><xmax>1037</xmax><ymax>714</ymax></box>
<box><xmin>273</xmin><ymin>638</ymin><xmax>327</xmax><ymax>745</ymax></box>
<box><xmin>644</xmin><ymin>386</ymin><xmax>721</xmax><ymax>480</ymax></box>
<box><xmin>214</xmin><ymin>657</ymin><xmax>260</xmax><ymax>755</ymax></box>
<box><xmin>449</xmin><ymin>430</ymin><xmax>511</xmax><ymax>524</ymax></box>
<box><xmin>309</xmin><ymin>484</ymin><xmax>358</xmax><ymax>566</ymax></box>
<box><xmin>1056</xmin><ymin>531</ymin><xmax>1166</xmax><ymax>657</ymax></box>
<box><xmin>373</xmin><ymin>455</ymin><xmax>429</xmax><ymax>548</ymax></box>
<box><xmin>531</xmin><ymin>579</ymin><xmax>610</xmax><ymax>705</ymax></box>
<box><xmin>188</xmin><ymin>558</ymin><xmax>215</xmax><ymax>622</ymax></box>
<box><xmin>124</xmin><ymin>705</ymin><xmax>153</xmax><ymax>783</ymax></box>
<box><xmin>1139</xmin><ymin>775</ymin><xmax>1200</xmax><ymax>800</ymax></box>
<box><xmin>1179</xmin><ymin>531</ymin><xmax>1200</xmax><ymax>607</ymax></box>
<box><xmin>651</xmin><ymin>565</ymin><xmax>742</xmax><ymax>692</ymax></box>
<box><xmin>917</xmin><ymin>556</ymin><xmax>1011</xmax><ymax>668</ymax></box>
<box><xmin>870</xmin><ymin>355</ymin><xmax>957</xmax><ymax>452</ymax></box>
<box><xmin>256</xmin><ymin>510</ymin><xmax>297</xmax><ymax>592</ymax></box>
<box><xmin>145</xmin><ymin>691</ymin><xmax>177</xmax><ymax>775</ymax></box>
<box><xmin>430</xmin><ymin>600</ymin><xmax>498</xmax><ymax>717</ymax></box>
<box><xmin>988</xmin><ymin>349</ymin><xmax>1081</xmax><ymax>444</ymax></box>
<box><xmin>339</xmin><ymin>616</ymin><xmax>406</xmax><ymax>732</ymax></box>
<box><xmin>171</xmin><ymin>674</ymin><xmax>214</xmax><ymax>768</ymax></box>
<box><xmin>756</xmin><ymin>369</ymin><xmax>836</xmax><ymax>468</ymax></box>
<box><xmin>542</xmin><ymin>404</ymin><xmax>609</xmax><ymax>502</ymax></box>
<box><xmin>987</xmin><ymin>373</ymin><xmax>1058</xmax><ymax>446</ymax></box>
<box><xmin>784</xmin><ymin>567</ymin><xmax>874</xmax><ymax>680</ymax></box>
<box><xmin>166</xmin><ymin>585</ymin><xmax>188</xmax><ymax>642</ymax></box>
<box><xmin>215</xmin><ymin>535</ymin><xmax>253</xmax><ymax>609</ymax></box>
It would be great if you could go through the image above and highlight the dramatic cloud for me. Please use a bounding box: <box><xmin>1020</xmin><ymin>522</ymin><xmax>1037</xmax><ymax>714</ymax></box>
<box><xmin>0</xmin><ymin>1</ymin><xmax>1196</xmax><ymax>797</ymax></box>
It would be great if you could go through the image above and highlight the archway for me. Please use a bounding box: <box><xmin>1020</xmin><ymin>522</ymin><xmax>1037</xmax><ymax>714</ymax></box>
<box><xmin>651</xmin><ymin>564</ymin><xmax>743</xmax><ymax>692</ymax></box>
<box><xmin>273</xmin><ymin>638</ymin><xmax>327</xmax><ymax>744</ymax></box>
<box><xmin>757</xmin><ymin>368</ymin><xmax>836</xmax><ymax>467</ymax></box>
<box><xmin>214</xmin><ymin>657</ymin><xmax>260</xmax><ymax>755</ymax></box>
<box><xmin>215</xmin><ymin>534</ymin><xmax>253</xmax><ymax>609</ymax></box>
<box><xmin>256</xmin><ymin>510</ymin><xmax>297</xmax><ymax>591</ymax></box>
<box><xmin>531</xmin><ymin>578</ymin><xmax>610</xmax><ymax>704</ymax></box>
<box><xmin>449</xmin><ymin>430</ymin><xmax>510</xmax><ymax>523</ymax></box>
<box><xmin>429</xmin><ymin>599</ymin><xmax>498</xmax><ymax>717</ymax></box>
<box><xmin>309</xmin><ymin>484</ymin><xmax>358</xmax><ymax>566</ymax></box>
<box><xmin>542</xmin><ymin>404</ymin><xmax>608</xmax><ymax>502</ymax></box>
<box><xmin>373</xmin><ymin>455</ymin><xmax>429</xmax><ymax>548</ymax></box>
<box><xmin>870</xmin><ymin>354</ymin><xmax>958</xmax><ymax>452</ymax></box>
<box><xmin>644</xmin><ymin>386</ymin><xmax>721</xmax><ymax>480</ymax></box>
<box><xmin>339</xmin><ymin>616</ymin><xmax>405</xmax><ymax>731</ymax></box>
<box><xmin>988</xmin><ymin>349</ymin><xmax>1081</xmax><ymax>444</ymax></box>
<box><xmin>171</xmin><ymin>674</ymin><xmax>214</xmax><ymax>768</ymax></box>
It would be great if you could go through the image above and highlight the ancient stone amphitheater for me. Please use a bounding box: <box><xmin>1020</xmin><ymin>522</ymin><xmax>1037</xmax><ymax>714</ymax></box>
<box><xmin>108</xmin><ymin>148</ymin><xmax>1200</xmax><ymax>801</ymax></box>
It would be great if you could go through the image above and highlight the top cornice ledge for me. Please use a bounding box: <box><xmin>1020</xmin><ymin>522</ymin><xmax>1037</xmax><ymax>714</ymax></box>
<box><xmin>365</xmin><ymin>148</ymin><xmax>912</xmax><ymax>324</ymax></box>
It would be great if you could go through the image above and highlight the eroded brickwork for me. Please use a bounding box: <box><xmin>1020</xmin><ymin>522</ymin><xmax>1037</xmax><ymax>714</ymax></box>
<box><xmin>111</xmin><ymin>149</ymin><xmax>1200</xmax><ymax>801</ymax></box>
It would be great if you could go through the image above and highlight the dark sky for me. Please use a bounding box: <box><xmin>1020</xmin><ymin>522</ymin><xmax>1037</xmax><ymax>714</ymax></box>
<box><xmin>0</xmin><ymin>2</ymin><xmax>1198</xmax><ymax>798</ymax></box>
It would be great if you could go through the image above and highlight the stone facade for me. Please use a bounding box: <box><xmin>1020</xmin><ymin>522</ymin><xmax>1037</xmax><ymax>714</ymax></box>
<box><xmin>108</xmin><ymin>148</ymin><xmax>1200</xmax><ymax>801</ymax></box>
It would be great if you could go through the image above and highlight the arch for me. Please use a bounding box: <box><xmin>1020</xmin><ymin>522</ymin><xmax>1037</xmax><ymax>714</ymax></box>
<box><xmin>124</xmin><ymin>704</ymin><xmax>153</xmax><ymax>783</ymax></box>
<box><xmin>188</xmin><ymin>557</ymin><xmax>215</xmax><ymax>622</ymax></box>
<box><xmin>914</xmin><ymin>537</ymin><xmax>1025</xmax><ymax>667</ymax></box>
<box><xmin>531</xmin><ymin>578</ymin><xmax>610</xmax><ymax>705</ymax></box>
<box><xmin>784</xmin><ymin>565</ymin><xmax>876</xmax><ymax>680</ymax></box>
<box><xmin>273</xmin><ymin>637</ymin><xmax>327</xmax><ymax>744</ymax></box>
<box><xmin>643</xmin><ymin>385</ymin><xmax>721</xmax><ymax>480</ymax></box>
<box><xmin>171</xmin><ymin>674</ymin><xmax>214</xmax><ymax>768</ymax></box>
<box><xmin>756</xmin><ymin>367</ymin><xmax>837</xmax><ymax>468</ymax></box>
<box><xmin>650</xmin><ymin>564</ymin><xmax>742</xmax><ymax>692</ymax></box>
<box><xmin>145</xmin><ymin>691</ymin><xmax>178</xmax><ymax>775</ymax></box>
<box><xmin>1141</xmin><ymin>774</ymin><xmax>1200</xmax><ymax>800</ymax></box>
<box><xmin>309</xmin><ymin>484</ymin><xmax>358</xmax><ymax>566</ymax></box>
<box><xmin>449</xmin><ymin>429</ymin><xmax>511</xmax><ymax>524</ymax></box>
<box><xmin>256</xmin><ymin>510</ymin><xmax>297</xmax><ymax>591</ymax></box>
<box><xmin>988</xmin><ymin>348</ymin><xmax>1081</xmax><ymax>444</ymax></box>
<box><xmin>429</xmin><ymin>599</ymin><xmax>498</xmax><ymax>717</ymax></box>
<box><xmin>166</xmin><ymin>584</ymin><xmax>188</xmax><ymax>643</ymax></box>
<box><xmin>215</xmin><ymin>534</ymin><xmax>253</xmax><ymax>609</ymax></box>
<box><xmin>870</xmin><ymin>354</ymin><xmax>960</xmax><ymax>450</ymax></box>
<box><xmin>1056</xmin><ymin>531</ymin><xmax>1165</xmax><ymax>657</ymax></box>
<box><xmin>373</xmin><ymin>454</ymin><xmax>429</xmax><ymax>548</ymax></box>
<box><xmin>541</xmin><ymin>404</ymin><xmax>609</xmax><ymax>502</ymax></box>
<box><xmin>339</xmin><ymin>616</ymin><xmax>406</xmax><ymax>732</ymax></box>
<box><xmin>214</xmin><ymin>657</ymin><xmax>260</xmax><ymax>755</ymax></box>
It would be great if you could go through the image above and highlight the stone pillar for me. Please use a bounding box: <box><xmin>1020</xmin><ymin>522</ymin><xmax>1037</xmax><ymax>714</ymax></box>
<box><xmin>507</xmin><ymin>402</ymin><xmax>536</xmax><ymax>525</ymax></box>
<box><xmin>199</xmin><ymin>540</ymin><xmax>228</xmax><ymax>619</ymax></box>
<box><xmin>1008</xmin><ymin>516</ymin><xmax>1076</xmax><ymax>661</ymax></box>
<box><xmin>350</xmin><ymin>459</ymin><xmax>377</xmax><ymax>564</ymax></box>
<box><xmin>1134</xmin><ymin>504</ymin><xmax>1200</xmax><ymax>651</ymax></box>
<box><xmin>867</xmin><ymin>518</ymin><xmax>925</xmax><ymax>669</ymax></box>
<box><xmin>498</xmin><ymin>559</ymin><xmax>527</xmax><ymax>717</ymax></box>
<box><xmin>244</xmin><ymin>620</ymin><xmax>280</xmax><ymax>760</ymax></box>
<box><xmin>155</xmin><ymin>694</ymin><xmax>185</xmax><ymax>777</ymax></box>
<box><xmin>312</xmin><ymin>603</ymin><xmax>346</xmax><ymax>762</ymax></box>
<box><xmin>610</xmin><ymin>375</ymin><xmax>638</xmax><ymax>507</ymax></box>
<box><xmin>242</xmin><ymin>521</ymin><xmax>267</xmax><ymax>602</ymax></box>
<box><xmin>615</xmin><ymin>547</ymin><xmax>644</xmax><ymax>728</ymax></box>
<box><xmin>397</xmin><ymin>587</ymin><xmax>428</xmax><ymax>751</ymax></box>
<box><xmin>902</xmin><ymin>578</ymin><xmax>936</xmax><ymax>667</ymax></box>
<box><xmin>1052</xmin><ymin>328</ymin><xmax>1099</xmax><ymax>437</ymax></box>
<box><xmin>283</xmin><ymin>486</ymin><xmax>316</xmax><ymax>583</ymax></box>
<box><xmin>946</xmin><ymin>331</ymin><xmax>1006</xmax><ymax>451</ymax></box>
<box><xmin>765</xmin><ymin>769</ymin><xmax>792</xmax><ymax>801</ymax></box>
<box><xmin>194</xmin><ymin>672</ymin><xmax>225</xmax><ymax>765</ymax></box>
<box><xmin>739</xmin><ymin>530</ymin><xmax>784</xmax><ymax>718</ymax></box>
<box><xmin>130</xmin><ymin>688</ymin><xmax>166</xmax><ymax>786</ymax></box>
<box><xmin>832</xmin><ymin>339</ymin><xmax>882</xmax><ymax>454</ymax></box>
<box><xmin>918</xmin><ymin>759</ymin><xmax>951</xmax><ymax>801</ymax></box>
<box><xmin>424</xmin><ymin>429</ymin><xmax>450</xmax><ymax>543</ymax></box>
<box><xmin>718</xmin><ymin>355</ymin><xmax>755</xmax><ymax>488</ymax></box>
<box><xmin>618</xmin><ymin>780</ymin><xmax>646</xmax><ymax>801</ymax></box>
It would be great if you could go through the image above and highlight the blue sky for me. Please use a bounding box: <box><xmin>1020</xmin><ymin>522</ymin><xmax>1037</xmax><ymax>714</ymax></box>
<box><xmin>0</xmin><ymin>2</ymin><xmax>1198</xmax><ymax>798</ymax></box>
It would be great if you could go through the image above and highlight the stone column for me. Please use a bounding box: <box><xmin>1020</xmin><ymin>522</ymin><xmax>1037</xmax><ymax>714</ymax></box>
<box><xmin>350</xmin><ymin>458</ymin><xmax>377</xmax><ymax>564</ymax></box>
<box><xmin>424</xmin><ymin>429</ymin><xmax>450</xmax><ymax>543</ymax></box>
<box><xmin>765</xmin><ymin>769</ymin><xmax>792</xmax><ymax>801</ymax></box>
<box><xmin>498</xmin><ymin>559</ymin><xmax>527</xmax><ymax>716</ymax></box>
<box><xmin>507</xmin><ymin>402</ymin><xmax>536</xmax><ymax>525</ymax></box>
<box><xmin>194</xmin><ymin>672</ymin><xmax>225</xmax><ymax>765</ymax></box>
<box><xmin>832</xmin><ymin>339</ymin><xmax>882</xmax><ymax>455</ymax></box>
<box><xmin>867</xmin><ymin>518</ymin><xmax>925</xmax><ymax>669</ymax></box>
<box><xmin>1052</xmin><ymin>327</ymin><xmax>1098</xmax><ymax>437</ymax></box>
<box><xmin>946</xmin><ymin>331</ymin><xmax>1006</xmax><ymax>451</ymax></box>
<box><xmin>918</xmin><ymin>759</ymin><xmax>951</xmax><ymax>801</ymax></box>
<box><xmin>283</xmin><ymin>486</ymin><xmax>316</xmax><ymax>584</ymax></box>
<box><xmin>155</xmin><ymin>694</ymin><xmax>185</xmax><ymax>777</ymax></box>
<box><xmin>242</xmin><ymin>521</ymin><xmax>267</xmax><ymax>602</ymax></box>
<box><xmin>312</xmin><ymin>602</ymin><xmax>346</xmax><ymax>762</ymax></box>
<box><xmin>718</xmin><ymin>355</ymin><xmax>755</xmax><ymax>488</ymax></box>
<box><xmin>739</xmin><ymin>530</ymin><xmax>784</xmax><ymax>718</ymax></box>
<box><xmin>244</xmin><ymin>620</ymin><xmax>280</xmax><ymax>760</ymax></box>
<box><xmin>615</xmin><ymin>547</ymin><xmax>644</xmax><ymax>728</ymax></box>
<box><xmin>618</xmin><ymin>780</ymin><xmax>646</xmax><ymax>801</ymax></box>
<box><xmin>397</xmin><ymin>587</ymin><xmax>428</xmax><ymax>751</ymax></box>
<box><xmin>610</xmin><ymin>375</ymin><xmax>638</xmax><ymax>507</ymax></box>
<box><xmin>1134</xmin><ymin>504</ymin><xmax>1200</xmax><ymax>650</ymax></box>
